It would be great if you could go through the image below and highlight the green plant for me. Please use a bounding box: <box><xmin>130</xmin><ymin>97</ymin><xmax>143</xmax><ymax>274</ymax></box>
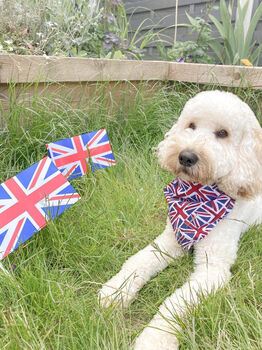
<box><xmin>0</xmin><ymin>0</ymin><xmax>147</xmax><ymax>59</ymax></box>
<box><xmin>102</xmin><ymin>1</ymin><xmax>170</xmax><ymax>60</ymax></box>
<box><xmin>209</xmin><ymin>0</ymin><xmax>262</xmax><ymax>65</ymax></box>
<box><xmin>165</xmin><ymin>14</ymin><xmax>215</xmax><ymax>64</ymax></box>
<box><xmin>0</xmin><ymin>0</ymin><xmax>106</xmax><ymax>57</ymax></box>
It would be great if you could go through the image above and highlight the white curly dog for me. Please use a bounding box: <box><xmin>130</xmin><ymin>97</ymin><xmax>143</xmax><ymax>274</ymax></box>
<box><xmin>99</xmin><ymin>90</ymin><xmax>262</xmax><ymax>349</ymax></box>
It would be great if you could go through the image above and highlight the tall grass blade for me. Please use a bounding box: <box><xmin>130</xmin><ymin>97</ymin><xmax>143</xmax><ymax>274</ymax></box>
<box><xmin>208</xmin><ymin>40</ymin><xmax>224</xmax><ymax>64</ymax></box>
<box><xmin>220</xmin><ymin>0</ymin><xmax>236</xmax><ymax>53</ymax></box>
<box><xmin>234</xmin><ymin>1</ymin><xmax>248</xmax><ymax>60</ymax></box>
<box><xmin>209</xmin><ymin>14</ymin><xmax>226</xmax><ymax>38</ymax></box>
<box><xmin>244</xmin><ymin>2</ymin><xmax>262</xmax><ymax>55</ymax></box>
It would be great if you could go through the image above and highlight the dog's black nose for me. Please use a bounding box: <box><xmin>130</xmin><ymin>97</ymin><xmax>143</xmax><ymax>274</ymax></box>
<box><xmin>179</xmin><ymin>151</ymin><xmax>199</xmax><ymax>167</ymax></box>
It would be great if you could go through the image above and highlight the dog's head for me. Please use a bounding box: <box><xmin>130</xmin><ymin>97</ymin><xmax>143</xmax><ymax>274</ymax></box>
<box><xmin>157</xmin><ymin>90</ymin><xmax>262</xmax><ymax>199</ymax></box>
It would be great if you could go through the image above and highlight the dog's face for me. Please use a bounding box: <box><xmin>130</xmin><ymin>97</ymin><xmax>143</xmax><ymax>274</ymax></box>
<box><xmin>157</xmin><ymin>90</ymin><xmax>262</xmax><ymax>199</ymax></box>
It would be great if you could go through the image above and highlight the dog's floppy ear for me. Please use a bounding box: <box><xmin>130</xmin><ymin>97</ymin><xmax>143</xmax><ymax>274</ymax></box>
<box><xmin>243</xmin><ymin>127</ymin><xmax>262</xmax><ymax>197</ymax></box>
<box><xmin>253</xmin><ymin>127</ymin><xmax>262</xmax><ymax>164</ymax></box>
<box><xmin>219</xmin><ymin>126</ymin><xmax>262</xmax><ymax>200</ymax></box>
<box><xmin>156</xmin><ymin>123</ymin><xmax>178</xmax><ymax>172</ymax></box>
<box><xmin>236</xmin><ymin>126</ymin><xmax>262</xmax><ymax>199</ymax></box>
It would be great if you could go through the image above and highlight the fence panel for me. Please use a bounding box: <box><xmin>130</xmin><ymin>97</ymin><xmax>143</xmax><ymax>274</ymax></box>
<box><xmin>123</xmin><ymin>0</ymin><xmax>262</xmax><ymax>64</ymax></box>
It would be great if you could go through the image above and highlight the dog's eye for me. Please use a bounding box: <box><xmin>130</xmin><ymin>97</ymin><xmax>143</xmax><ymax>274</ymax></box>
<box><xmin>188</xmin><ymin>123</ymin><xmax>196</xmax><ymax>130</ymax></box>
<box><xmin>215</xmin><ymin>129</ymin><xmax>229</xmax><ymax>138</ymax></box>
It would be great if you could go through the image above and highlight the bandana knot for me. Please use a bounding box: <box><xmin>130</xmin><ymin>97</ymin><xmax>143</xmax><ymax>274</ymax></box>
<box><xmin>164</xmin><ymin>178</ymin><xmax>235</xmax><ymax>250</ymax></box>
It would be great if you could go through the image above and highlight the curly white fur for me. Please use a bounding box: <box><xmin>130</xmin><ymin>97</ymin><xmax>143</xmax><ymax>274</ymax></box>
<box><xmin>98</xmin><ymin>90</ymin><xmax>262</xmax><ymax>349</ymax></box>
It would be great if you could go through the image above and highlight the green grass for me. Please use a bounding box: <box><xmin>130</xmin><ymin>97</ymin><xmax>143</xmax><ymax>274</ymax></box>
<box><xmin>0</xmin><ymin>82</ymin><xmax>262</xmax><ymax>349</ymax></box>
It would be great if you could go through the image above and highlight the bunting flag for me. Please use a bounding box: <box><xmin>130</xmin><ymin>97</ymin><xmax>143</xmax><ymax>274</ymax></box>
<box><xmin>0</xmin><ymin>156</ymin><xmax>80</xmax><ymax>260</ymax></box>
<box><xmin>164</xmin><ymin>178</ymin><xmax>235</xmax><ymax>250</ymax></box>
<box><xmin>46</xmin><ymin>129</ymin><xmax>116</xmax><ymax>180</ymax></box>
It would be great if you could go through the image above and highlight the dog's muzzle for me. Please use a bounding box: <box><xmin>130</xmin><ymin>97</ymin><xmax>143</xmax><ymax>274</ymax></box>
<box><xmin>179</xmin><ymin>150</ymin><xmax>199</xmax><ymax>167</ymax></box>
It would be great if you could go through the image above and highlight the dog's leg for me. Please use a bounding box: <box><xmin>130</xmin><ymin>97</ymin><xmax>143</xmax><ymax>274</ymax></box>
<box><xmin>99</xmin><ymin>218</ymin><xmax>183</xmax><ymax>308</ymax></box>
<box><xmin>134</xmin><ymin>220</ymin><xmax>243</xmax><ymax>350</ymax></box>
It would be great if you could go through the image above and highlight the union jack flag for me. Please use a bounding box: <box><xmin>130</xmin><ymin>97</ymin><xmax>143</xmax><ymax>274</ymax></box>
<box><xmin>164</xmin><ymin>178</ymin><xmax>235</xmax><ymax>250</ymax></box>
<box><xmin>46</xmin><ymin>129</ymin><xmax>116</xmax><ymax>180</ymax></box>
<box><xmin>0</xmin><ymin>157</ymin><xmax>80</xmax><ymax>260</ymax></box>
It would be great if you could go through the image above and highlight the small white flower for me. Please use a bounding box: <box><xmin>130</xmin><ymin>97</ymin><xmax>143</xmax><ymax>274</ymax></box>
<box><xmin>4</xmin><ymin>40</ymin><xmax>13</xmax><ymax>45</ymax></box>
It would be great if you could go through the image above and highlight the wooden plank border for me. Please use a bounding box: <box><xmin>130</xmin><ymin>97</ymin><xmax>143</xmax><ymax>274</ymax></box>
<box><xmin>0</xmin><ymin>55</ymin><xmax>262</xmax><ymax>88</ymax></box>
<box><xmin>0</xmin><ymin>55</ymin><xmax>170</xmax><ymax>83</ymax></box>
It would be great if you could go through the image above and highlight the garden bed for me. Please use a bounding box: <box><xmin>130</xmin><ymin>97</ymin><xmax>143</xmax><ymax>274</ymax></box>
<box><xmin>1</xmin><ymin>55</ymin><xmax>262</xmax><ymax>112</ymax></box>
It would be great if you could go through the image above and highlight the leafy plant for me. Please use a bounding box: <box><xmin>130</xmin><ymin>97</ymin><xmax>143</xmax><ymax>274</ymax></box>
<box><xmin>102</xmin><ymin>1</ymin><xmax>165</xmax><ymax>60</ymax></box>
<box><xmin>209</xmin><ymin>0</ymin><xmax>262</xmax><ymax>65</ymax></box>
<box><xmin>0</xmin><ymin>0</ymin><xmax>106</xmax><ymax>57</ymax></box>
<box><xmin>0</xmin><ymin>0</ymin><xmax>146</xmax><ymax>59</ymax></box>
<box><xmin>101</xmin><ymin>3</ymin><xmax>144</xmax><ymax>59</ymax></box>
<box><xmin>165</xmin><ymin>14</ymin><xmax>215</xmax><ymax>64</ymax></box>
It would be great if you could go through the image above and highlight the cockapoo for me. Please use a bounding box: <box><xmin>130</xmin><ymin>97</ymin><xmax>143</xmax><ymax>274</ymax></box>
<box><xmin>99</xmin><ymin>90</ymin><xmax>262</xmax><ymax>349</ymax></box>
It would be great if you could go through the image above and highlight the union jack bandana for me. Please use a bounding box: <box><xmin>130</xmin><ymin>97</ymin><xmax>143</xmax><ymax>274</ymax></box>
<box><xmin>164</xmin><ymin>178</ymin><xmax>235</xmax><ymax>250</ymax></box>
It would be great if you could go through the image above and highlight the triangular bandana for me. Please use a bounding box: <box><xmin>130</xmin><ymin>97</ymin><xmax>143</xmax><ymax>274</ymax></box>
<box><xmin>164</xmin><ymin>178</ymin><xmax>235</xmax><ymax>250</ymax></box>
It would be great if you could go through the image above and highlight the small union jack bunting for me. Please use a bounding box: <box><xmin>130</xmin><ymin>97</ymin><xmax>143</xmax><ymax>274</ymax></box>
<box><xmin>164</xmin><ymin>178</ymin><xmax>235</xmax><ymax>250</ymax></box>
<box><xmin>46</xmin><ymin>129</ymin><xmax>116</xmax><ymax>180</ymax></box>
<box><xmin>0</xmin><ymin>156</ymin><xmax>80</xmax><ymax>260</ymax></box>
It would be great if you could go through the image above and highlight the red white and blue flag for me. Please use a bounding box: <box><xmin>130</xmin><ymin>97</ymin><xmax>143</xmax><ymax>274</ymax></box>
<box><xmin>0</xmin><ymin>156</ymin><xmax>80</xmax><ymax>260</ymax></box>
<box><xmin>46</xmin><ymin>129</ymin><xmax>116</xmax><ymax>180</ymax></box>
<box><xmin>164</xmin><ymin>178</ymin><xmax>235</xmax><ymax>250</ymax></box>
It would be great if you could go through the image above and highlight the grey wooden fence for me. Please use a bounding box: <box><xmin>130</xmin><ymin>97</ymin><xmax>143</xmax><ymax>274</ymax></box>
<box><xmin>123</xmin><ymin>0</ymin><xmax>262</xmax><ymax>63</ymax></box>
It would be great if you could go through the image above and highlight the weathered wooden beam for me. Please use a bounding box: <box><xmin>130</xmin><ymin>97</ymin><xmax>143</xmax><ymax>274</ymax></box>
<box><xmin>1</xmin><ymin>55</ymin><xmax>262</xmax><ymax>88</ymax></box>
<box><xmin>0</xmin><ymin>55</ymin><xmax>170</xmax><ymax>83</ymax></box>
<box><xmin>168</xmin><ymin>62</ymin><xmax>262</xmax><ymax>89</ymax></box>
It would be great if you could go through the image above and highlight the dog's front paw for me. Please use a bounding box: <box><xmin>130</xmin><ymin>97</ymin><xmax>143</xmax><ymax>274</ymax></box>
<box><xmin>134</xmin><ymin>316</ymin><xmax>180</xmax><ymax>350</ymax></box>
<box><xmin>134</xmin><ymin>326</ymin><xmax>179</xmax><ymax>350</ymax></box>
<box><xmin>99</xmin><ymin>270</ymin><xmax>145</xmax><ymax>308</ymax></box>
